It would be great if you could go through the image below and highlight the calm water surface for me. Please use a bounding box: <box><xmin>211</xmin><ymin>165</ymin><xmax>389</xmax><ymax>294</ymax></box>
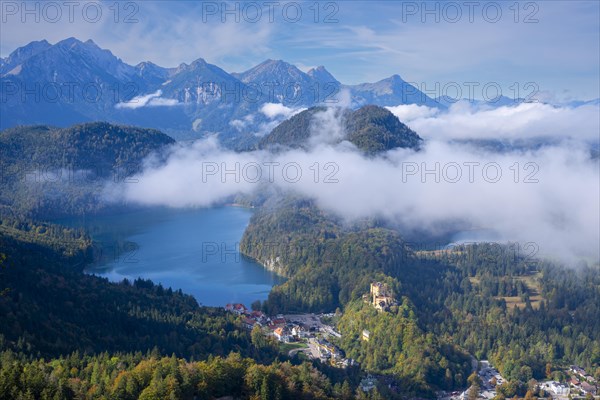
<box><xmin>60</xmin><ymin>207</ymin><xmax>283</xmax><ymax>307</ymax></box>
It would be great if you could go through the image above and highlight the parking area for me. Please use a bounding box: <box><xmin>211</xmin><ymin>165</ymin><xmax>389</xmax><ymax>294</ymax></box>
<box><xmin>283</xmin><ymin>313</ymin><xmax>324</xmax><ymax>330</ymax></box>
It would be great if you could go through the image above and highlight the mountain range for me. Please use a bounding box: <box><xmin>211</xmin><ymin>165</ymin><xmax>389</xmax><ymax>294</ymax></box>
<box><xmin>0</xmin><ymin>38</ymin><xmax>443</xmax><ymax>147</ymax></box>
<box><xmin>2</xmin><ymin>38</ymin><xmax>597</xmax><ymax>148</ymax></box>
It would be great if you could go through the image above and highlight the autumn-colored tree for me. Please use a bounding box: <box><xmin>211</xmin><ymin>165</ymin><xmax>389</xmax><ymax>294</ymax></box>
<box><xmin>468</xmin><ymin>384</ymin><xmax>480</xmax><ymax>400</ymax></box>
<box><xmin>524</xmin><ymin>389</ymin><xmax>536</xmax><ymax>400</ymax></box>
<box><xmin>468</xmin><ymin>371</ymin><xmax>483</xmax><ymax>387</ymax></box>
<box><xmin>545</xmin><ymin>363</ymin><xmax>552</xmax><ymax>379</ymax></box>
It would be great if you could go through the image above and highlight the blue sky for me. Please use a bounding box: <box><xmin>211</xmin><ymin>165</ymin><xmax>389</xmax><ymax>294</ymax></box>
<box><xmin>1</xmin><ymin>0</ymin><xmax>599</xmax><ymax>100</ymax></box>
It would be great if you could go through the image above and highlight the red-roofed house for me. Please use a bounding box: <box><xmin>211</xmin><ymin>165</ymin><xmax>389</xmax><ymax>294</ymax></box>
<box><xmin>273</xmin><ymin>327</ymin><xmax>290</xmax><ymax>342</ymax></box>
<box><xmin>273</xmin><ymin>327</ymin><xmax>284</xmax><ymax>340</ymax></box>
<box><xmin>581</xmin><ymin>382</ymin><xmax>596</xmax><ymax>395</ymax></box>
<box><xmin>242</xmin><ymin>317</ymin><xmax>257</xmax><ymax>330</ymax></box>
<box><xmin>270</xmin><ymin>317</ymin><xmax>286</xmax><ymax>327</ymax></box>
<box><xmin>231</xmin><ymin>303</ymin><xmax>248</xmax><ymax>315</ymax></box>
<box><xmin>570</xmin><ymin>377</ymin><xmax>580</xmax><ymax>386</ymax></box>
<box><xmin>250</xmin><ymin>311</ymin><xmax>267</xmax><ymax>324</ymax></box>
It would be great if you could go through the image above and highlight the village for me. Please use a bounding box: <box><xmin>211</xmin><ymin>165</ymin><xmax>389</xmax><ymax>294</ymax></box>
<box><xmin>440</xmin><ymin>361</ymin><xmax>598</xmax><ymax>400</ymax></box>
<box><xmin>226</xmin><ymin>283</ymin><xmax>599</xmax><ymax>399</ymax></box>
<box><xmin>224</xmin><ymin>303</ymin><xmax>358</xmax><ymax>369</ymax></box>
<box><xmin>224</xmin><ymin>282</ymin><xmax>404</xmax><ymax>393</ymax></box>
<box><xmin>534</xmin><ymin>365</ymin><xmax>598</xmax><ymax>400</ymax></box>
<box><xmin>225</xmin><ymin>282</ymin><xmax>399</xmax><ymax>371</ymax></box>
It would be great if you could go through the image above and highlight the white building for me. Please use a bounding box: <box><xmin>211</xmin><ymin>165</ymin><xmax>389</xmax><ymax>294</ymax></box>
<box><xmin>542</xmin><ymin>381</ymin><xmax>569</xmax><ymax>396</ymax></box>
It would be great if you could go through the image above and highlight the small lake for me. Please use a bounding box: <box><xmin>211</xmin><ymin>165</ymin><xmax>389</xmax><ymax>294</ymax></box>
<box><xmin>59</xmin><ymin>207</ymin><xmax>284</xmax><ymax>307</ymax></box>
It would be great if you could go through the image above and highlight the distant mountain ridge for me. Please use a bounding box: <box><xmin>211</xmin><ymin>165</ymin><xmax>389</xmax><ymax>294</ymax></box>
<box><xmin>0</xmin><ymin>39</ymin><xmax>52</xmax><ymax>75</ymax></box>
<box><xmin>350</xmin><ymin>74</ymin><xmax>440</xmax><ymax>108</ymax></box>
<box><xmin>307</xmin><ymin>65</ymin><xmax>340</xmax><ymax>85</ymax></box>
<box><xmin>3</xmin><ymin>37</ymin><xmax>596</xmax><ymax>148</ymax></box>
<box><xmin>0</xmin><ymin>38</ymin><xmax>444</xmax><ymax>143</ymax></box>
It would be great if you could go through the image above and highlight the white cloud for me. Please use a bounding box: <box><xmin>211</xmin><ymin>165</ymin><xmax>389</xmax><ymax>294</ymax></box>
<box><xmin>115</xmin><ymin>90</ymin><xmax>180</xmax><ymax>109</ymax></box>
<box><xmin>309</xmin><ymin>106</ymin><xmax>346</xmax><ymax>147</ymax></box>
<box><xmin>385</xmin><ymin>104</ymin><xmax>440</xmax><ymax>122</ymax></box>
<box><xmin>230</xmin><ymin>114</ymin><xmax>256</xmax><ymax>131</ymax></box>
<box><xmin>147</xmin><ymin>97</ymin><xmax>180</xmax><ymax>107</ymax></box>
<box><xmin>388</xmin><ymin>102</ymin><xmax>600</xmax><ymax>142</ymax></box>
<box><xmin>230</xmin><ymin>120</ymin><xmax>246</xmax><ymax>130</ymax></box>
<box><xmin>260</xmin><ymin>103</ymin><xmax>305</xmax><ymax>119</ymax></box>
<box><xmin>106</xmin><ymin>105</ymin><xmax>600</xmax><ymax>263</ymax></box>
<box><xmin>230</xmin><ymin>114</ymin><xmax>285</xmax><ymax>137</ymax></box>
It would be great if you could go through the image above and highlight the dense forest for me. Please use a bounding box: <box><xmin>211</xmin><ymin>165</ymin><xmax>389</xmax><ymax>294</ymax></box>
<box><xmin>336</xmin><ymin>299</ymin><xmax>471</xmax><ymax>396</ymax></box>
<box><xmin>0</xmin><ymin>221</ymin><xmax>253</xmax><ymax>360</ymax></box>
<box><xmin>0</xmin><ymin>351</ymin><xmax>357</xmax><ymax>400</ymax></box>
<box><xmin>1</xmin><ymin>119</ymin><xmax>599</xmax><ymax>399</ymax></box>
<box><xmin>0</xmin><ymin>219</ymin><xmax>381</xmax><ymax>399</ymax></box>
<box><xmin>0</xmin><ymin>122</ymin><xmax>174</xmax><ymax>217</ymax></box>
<box><xmin>427</xmin><ymin>248</ymin><xmax>600</xmax><ymax>379</ymax></box>
<box><xmin>241</xmin><ymin>200</ymin><xmax>600</xmax><ymax>393</ymax></box>
<box><xmin>241</xmin><ymin>199</ymin><xmax>412</xmax><ymax>312</ymax></box>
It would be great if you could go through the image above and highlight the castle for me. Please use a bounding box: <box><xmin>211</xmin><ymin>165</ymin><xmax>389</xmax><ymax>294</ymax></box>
<box><xmin>369</xmin><ymin>282</ymin><xmax>395</xmax><ymax>312</ymax></box>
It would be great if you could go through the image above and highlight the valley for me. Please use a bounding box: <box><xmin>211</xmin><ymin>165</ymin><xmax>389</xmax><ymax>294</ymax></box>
<box><xmin>0</xmin><ymin>109</ymin><xmax>598</xmax><ymax>399</ymax></box>
<box><xmin>1</xmin><ymin>14</ymin><xmax>599</xmax><ymax>399</ymax></box>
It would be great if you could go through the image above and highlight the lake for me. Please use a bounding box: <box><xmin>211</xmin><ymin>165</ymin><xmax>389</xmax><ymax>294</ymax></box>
<box><xmin>59</xmin><ymin>207</ymin><xmax>284</xmax><ymax>307</ymax></box>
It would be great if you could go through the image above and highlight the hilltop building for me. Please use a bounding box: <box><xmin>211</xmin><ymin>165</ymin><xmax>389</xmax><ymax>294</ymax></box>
<box><xmin>369</xmin><ymin>282</ymin><xmax>396</xmax><ymax>312</ymax></box>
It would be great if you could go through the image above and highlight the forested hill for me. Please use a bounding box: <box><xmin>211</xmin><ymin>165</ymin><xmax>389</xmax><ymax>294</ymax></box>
<box><xmin>0</xmin><ymin>220</ymin><xmax>358</xmax><ymax>400</ymax></box>
<box><xmin>0</xmin><ymin>222</ymin><xmax>250</xmax><ymax>359</ymax></box>
<box><xmin>0</xmin><ymin>122</ymin><xmax>174</xmax><ymax>178</ymax></box>
<box><xmin>240</xmin><ymin>200</ymin><xmax>474</xmax><ymax>395</ymax></box>
<box><xmin>0</xmin><ymin>122</ymin><xmax>175</xmax><ymax>217</ymax></box>
<box><xmin>240</xmin><ymin>199</ymin><xmax>600</xmax><ymax>394</ymax></box>
<box><xmin>258</xmin><ymin>105</ymin><xmax>423</xmax><ymax>154</ymax></box>
<box><xmin>240</xmin><ymin>200</ymin><xmax>413</xmax><ymax>311</ymax></box>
